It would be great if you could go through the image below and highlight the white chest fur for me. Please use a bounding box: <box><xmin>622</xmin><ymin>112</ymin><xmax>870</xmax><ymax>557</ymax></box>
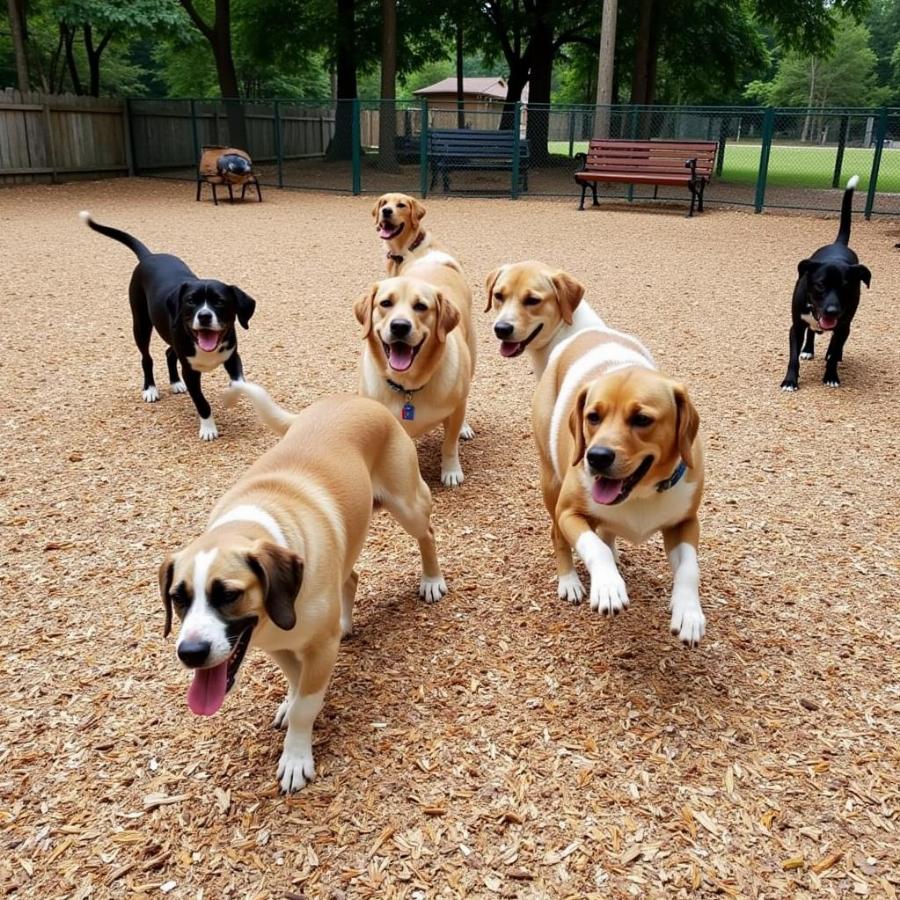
<box><xmin>801</xmin><ymin>312</ymin><xmax>823</xmax><ymax>333</ymax></box>
<box><xmin>185</xmin><ymin>343</ymin><xmax>235</xmax><ymax>373</ymax></box>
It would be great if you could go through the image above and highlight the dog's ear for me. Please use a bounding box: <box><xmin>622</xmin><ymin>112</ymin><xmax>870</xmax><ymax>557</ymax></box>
<box><xmin>229</xmin><ymin>286</ymin><xmax>256</xmax><ymax>329</ymax></box>
<box><xmin>672</xmin><ymin>382</ymin><xmax>700</xmax><ymax>469</ymax></box>
<box><xmin>166</xmin><ymin>283</ymin><xmax>191</xmax><ymax>320</ymax></box>
<box><xmin>568</xmin><ymin>386</ymin><xmax>589</xmax><ymax>466</ymax></box>
<box><xmin>483</xmin><ymin>266</ymin><xmax>505</xmax><ymax>313</ymax></box>
<box><xmin>850</xmin><ymin>264</ymin><xmax>871</xmax><ymax>288</ymax></box>
<box><xmin>410</xmin><ymin>198</ymin><xmax>427</xmax><ymax>230</ymax></box>
<box><xmin>158</xmin><ymin>555</ymin><xmax>174</xmax><ymax>638</ymax></box>
<box><xmin>552</xmin><ymin>270</ymin><xmax>585</xmax><ymax>325</ymax></box>
<box><xmin>246</xmin><ymin>542</ymin><xmax>303</xmax><ymax>631</ymax></box>
<box><xmin>372</xmin><ymin>197</ymin><xmax>385</xmax><ymax>218</ymax></box>
<box><xmin>797</xmin><ymin>259</ymin><xmax>820</xmax><ymax>277</ymax></box>
<box><xmin>435</xmin><ymin>291</ymin><xmax>460</xmax><ymax>343</ymax></box>
<box><xmin>353</xmin><ymin>284</ymin><xmax>378</xmax><ymax>339</ymax></box>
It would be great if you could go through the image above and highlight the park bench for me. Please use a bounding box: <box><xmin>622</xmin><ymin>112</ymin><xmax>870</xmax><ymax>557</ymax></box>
<box><xmin>574</xmin><ymin>139</ymin><xmax>717</xmax><ymax>216</ymax></box>
<box><xmin>196</xmin><ymin>145</ymin><xmax>262</xmax><ymax>205</ymax></box>
<box><xmin>428</xmin><ymin>129</ymin><xmax>530</xmax><ymax>194</ymax></box>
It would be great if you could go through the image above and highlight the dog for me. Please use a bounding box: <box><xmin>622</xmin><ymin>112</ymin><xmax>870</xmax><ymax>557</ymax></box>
<box><xmin>531</xmin><ymin>325</ymin><xmax>706</xmax><ymax>646</ymax></box>
<box><xmin>159</xmin><ymin>382</ymin><xmax>447</xmax><ymax>793</ymax></box>
<box><xmin>372</xmin><ymin>193</ymin><xmax>458</xmax><ymax>275</ymax></box>
<box><xmin>354</xmin><ymin>257</ymin><xmax>476</xmax><ymax>487</ymax></box>
<box><xmin>80</xmin><ymin>212</ymin><xmax>256</xmax><ymax>440</ymax></box>
<box><xmin>780</xmin><ymin>176</ymin><xmax>871</xmax><ymax>391</ymax></box>
<box><xmin>485</xmin><ymin>261</ymin><xmax>606</xmax><ymax>379</ymax></box>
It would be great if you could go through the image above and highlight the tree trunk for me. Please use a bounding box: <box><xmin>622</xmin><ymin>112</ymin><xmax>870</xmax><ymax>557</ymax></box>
<box><xmin>630</xmin><ymin>0</ymin><xmax>654</xmax><ymax>105</ymax></box>
<box><xmin>499</xmin><ymin>63</ymin><xmax>529</xmax><ymax>131</ymax></box>
<box><xmin>62</xmin><ymin>23</ymin><xmax>84</xmax><ymax>95</ymax></box>
<box><xmin>456</xmin><ymin>16</ymin><xmax>465</xmax><ymax>129</ymax></box>
<box><xmin>526</xmin><ymin>16</ymin><xmax>554</xmax><ymax>155</ymax></box>
<box><xmin>801</xmin><ymin>58</ymin><xmax>816</xmax><ymax>142</ymax></box>
<box><xmin>327</xmin><ymin>0</ymin><xmax>358</xmax><ymax>160</ymax></box>
<box><xmin>594</xmin><ymin>0</ymin><xmax>618</xmax><ymax>137</ymax></box>
<box><xmin>378</xmin><ymin>0</ymin><xmax>398</xmax><ymax>170</ymax></box>
<box><xmin>7</xmin><ymin>0</ymin><xmax>29</xmax><ymax>91</ymax></box>
<box><xmin>83</xmin><ymin>24</ymin><xmax>112</xmax><ymax>97</ymax></box>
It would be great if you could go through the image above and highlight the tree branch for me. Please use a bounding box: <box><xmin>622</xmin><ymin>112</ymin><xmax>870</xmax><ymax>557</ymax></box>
<box><xmin>179</xmin><ymin>0</ymin><xmax>214</xmax><ymax>42</ymax></box>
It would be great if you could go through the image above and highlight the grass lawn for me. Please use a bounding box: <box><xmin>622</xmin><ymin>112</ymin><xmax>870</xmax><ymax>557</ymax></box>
<box><xmin>549</xmin><ymin>141</ymin><xmax>900</xmax><ymax>193</ymax></box>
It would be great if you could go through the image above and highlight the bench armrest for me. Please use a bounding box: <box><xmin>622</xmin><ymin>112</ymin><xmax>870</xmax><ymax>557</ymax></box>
<box><xmin>574</xmin><ymin>152</ymin><xmax>587</xmax><ymax>171</ymax></box>
<box><xmin>684</xmin><ymin>157</ymin><xmax>698</xmax><ymax>180</ymax></box>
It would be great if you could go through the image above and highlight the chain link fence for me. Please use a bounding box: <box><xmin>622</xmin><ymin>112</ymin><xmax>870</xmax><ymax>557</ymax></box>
<box><xmin>128</xmin><ymin>99</ymin><xmax>900</xmax><ymax>217</ymax></box>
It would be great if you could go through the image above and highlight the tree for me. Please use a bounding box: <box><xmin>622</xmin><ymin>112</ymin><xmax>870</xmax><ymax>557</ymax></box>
<box><xmin>378</xmin><ymin>0</ymin><xmax>398</xmax><ymax>169</ymax></box>
<box><xmin>593</xmin><ymin>0</ymin><xmax>617</xmax><ymax>137</ymax></box>
<box><xmin>6</xmin><ymin>0</ymin><xmax>29</xmax><ymax>90</ymax></box>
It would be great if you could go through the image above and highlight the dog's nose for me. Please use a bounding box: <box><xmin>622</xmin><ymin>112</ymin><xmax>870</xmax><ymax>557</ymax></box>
<box><xmin>382</xmin><ymin>207</ymin><xmax>393</xmax><ymax>218</ymax></box>
<box><xmin>390</xmin><ymin>318</ymin><xmax>412</xmax><ymax>338</ymax></box>
<box><xmin>494</xmin><ymin>321</ymin><xmax>514</xmax><ymax>339</ymax></box>
<box><xmin>197</xmin><ymin>311</ymin><xmax>213</xmax><ymax>326</ymax></box>
<box><xmin>177</xmin><ymin>639</ymin><xmax>211</xmax><ymax>668</ymax></box>
<box><xmin>586</xmin><ymin>446</ymin><xmax>616</xmax><ymax>472</ymax></box>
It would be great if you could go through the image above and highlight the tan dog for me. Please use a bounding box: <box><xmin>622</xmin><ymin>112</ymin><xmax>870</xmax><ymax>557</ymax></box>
<box><xmin>532</xmin><ymin>325</ymin><xmax>706</xmax><ymax>646</ymax></box>
<box><xmin>485</xmin><ymin>260</ymin><xmax>607</xmax><ymax>378</ymax></box>
<box><xmin>373</xmin><ymin>193</ymin><xmax>458</xmax><ymax>275</ymax></box>
<box><xmin>355</xmin><ymin>257</ymin><xmax>476</xmax><ymax>487</ymax></box>
<box><xmin>158</xmin><ymin>382</ymin><xmax>447</xmax><ymax>793</ymax></box>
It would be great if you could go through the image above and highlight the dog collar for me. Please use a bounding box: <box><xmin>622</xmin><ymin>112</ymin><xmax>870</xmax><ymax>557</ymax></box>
<box><xmin>385</xmin><ymin>377</ymin><xmax>426</xmax><ymax>399</ymax></box>
<box><xmin>386</xmin><ymin>230</ymin><xmax>426</xmax><ymax>265</ymax></box>
<box><xmin>656</xmin><ymin>461</ymin><xmax>687</xmax><ymax>493</ymax></box>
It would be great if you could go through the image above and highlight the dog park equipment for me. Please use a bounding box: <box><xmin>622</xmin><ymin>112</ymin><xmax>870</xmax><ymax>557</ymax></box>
<box><xmin>196</xmin><ymin>145</ymin><xmax>262</xmax><ymax>205</ymax></box>
<box><xmin>574</xmin><ymin>139</ymin><xmax>718</xmax><ymax>216</ymax></box>
<box><xmin>428</xmin><ymin>128</ymin><xmax>531</xmax><ymax>195</ymax></box>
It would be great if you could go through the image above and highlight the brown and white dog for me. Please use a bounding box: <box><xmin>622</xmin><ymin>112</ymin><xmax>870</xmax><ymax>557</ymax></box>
<box><xmin>158</xmin><ymin>382</ymin><xmax>447</xmax><ymax>793</ymax></box>
<box><xmin>373</xmin><ymin>193</ymin><xmax>458</xmax><ymax>275</ymax></box>
<box><xmin>532</xmin><ymin>325</ymin><xmax>706</xmax><ymax>646</ymax></box>
<box><xmin>485</xmin><ymin>260</ymin><xmax>607</xmax><ymax>379</ymax></box>
<box><xmin>355</xmin><ymin>257</ymin><xmax>476</xmax><ymax>487</ymax></box>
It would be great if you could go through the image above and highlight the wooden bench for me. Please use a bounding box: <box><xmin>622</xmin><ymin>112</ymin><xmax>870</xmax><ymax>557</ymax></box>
<box><xmin>428</xmin><ymin>129</ymin><xmax>530</xmax><ymax>193</ymax></box>
<box><xmin>574</xmin><ymin>139</ymin><xmax>717</xmax><ymax>216</ymax></box>
<box><xmin>196</xmin><ymin>145</ymin><xmax>262</xmax><ymax>205</ymax></box>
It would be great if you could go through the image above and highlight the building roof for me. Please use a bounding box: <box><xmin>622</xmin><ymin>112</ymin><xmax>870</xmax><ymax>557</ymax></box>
<box><xmin>413</xmin><ymin>77</ymin><xmax>528</xmax><ymax>102</ymax></box>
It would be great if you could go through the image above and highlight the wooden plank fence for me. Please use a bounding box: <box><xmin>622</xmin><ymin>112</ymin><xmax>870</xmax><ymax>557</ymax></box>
<box><xmin>0</xmin><ymin>88</ymin><xmax>130</xmax><ymax>185</ymax></box>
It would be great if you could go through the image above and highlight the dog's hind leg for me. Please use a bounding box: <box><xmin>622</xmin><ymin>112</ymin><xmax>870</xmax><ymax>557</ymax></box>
<box><xmin>340</xmin><ymin>570</ymin><xmax>359</xmax><ymax>638</ymax></box>
<box><xmin>180</xmin><ymin>366</ymin><xmax>217</xmax><ymax>440</ymax></box>
<box><xmin>130</xmin><ymin>283</ymin><xmax>159</xmax><ymax>402</ymax></box>
<box><xmin>800</xmin><ymin>327</ymin><xmax>815</xmax><ymax>360</ymax></box>
<box><xmin>166</xmin><ymin>347</ymin><xmax>187</xmax><ymax>393</ymax></box>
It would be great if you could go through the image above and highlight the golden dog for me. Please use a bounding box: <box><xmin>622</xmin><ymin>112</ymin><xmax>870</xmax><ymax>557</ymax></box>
<box><xmin>485</xmin><ymin>260</ymin><xmax>607</xmax><ymax>378</ymax></box>
<box><xmin>532</xmin><ymin>326</ymin><xmax>706</xmax><ymax>646</ymax></box>
<box><xmin>354</xmin><ymin>258</ymin><xmax>476</xmax><ymax>486</ymax></box>
<box><xmin>159</xmin><ymin>382</ymin><xmax>447</xmax><ymax>793</ymax></box>
<box><xmin>373</xmin><ymin>193</ymin><xmax>458</xmax><ymax>275</ymax></box>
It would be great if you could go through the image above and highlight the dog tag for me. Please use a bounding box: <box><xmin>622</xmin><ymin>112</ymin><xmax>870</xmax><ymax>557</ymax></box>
<box><xmin>402</xmin><ymin>402</ymin><xmax>415</xmax><ymax>421</ymax></box>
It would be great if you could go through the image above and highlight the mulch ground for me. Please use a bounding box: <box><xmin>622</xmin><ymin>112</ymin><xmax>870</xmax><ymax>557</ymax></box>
<box><xmin>1</xmin><ymin>179</ymin><xmax>898</xmax><ymax>900</ymax></box>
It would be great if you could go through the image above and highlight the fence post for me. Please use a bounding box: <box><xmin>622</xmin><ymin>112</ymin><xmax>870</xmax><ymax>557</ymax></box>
<box><xmin>864</xmin><ymin>107</ymin><xmax>888</xmax><ymax>220</ymax></box>
<box><xmin>627</xmin><ymin>105</ymin><xmax>639</xmax><ymax>203</ymax></box>
<box><xmin>832</xmin><ymin>114</ymin><xmax>849</xmax><ymax>188</ymax></box>
<box><xmin>41</xmin><ymin>101</ymin><xmax>58</xmax><ymax>183</ymax></box>
<box><xmin>567</xmin><ymin>108</ymin><xmax>576</xmax><ymax>157</ymax></box>
<box><xmin>419</xmin><ymin>98</ymin><xmax>429</xmax><ymax>198</ymax></box>
<box><xmin>511</xmin><ymin>101</ymin><xmax>522</xmax><ymax>200</ymax></box>
<box><xmin>189</xmin><ymin>99</ymin><xmax>200</xmax><ymax>163</ymax></box>
<box><xmin>754</xmin><ymin>106</ymin><xmax>774</xmax><ymax>214</ymax></box>
<box><xmin>716</xmin><ymin>116</ymin><xmax>728</xmax><ymax>177</ymax></box>
<box><xmin>273</xmin><ymin>100</ymin><xmax>284</xmax><ymax>188</ymax></box>
<box><xmin>351</xmin><ymin>98</ymin><xmax>361</xmax><ymax>195</ymax></box>
<box><xmin>123</xmin><ymin>98</ymin><xmax>135</xmax><ymax>176</ymax></box>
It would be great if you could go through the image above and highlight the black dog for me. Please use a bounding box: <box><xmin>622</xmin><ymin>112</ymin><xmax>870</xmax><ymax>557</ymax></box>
<box><xmin>780</xmin><ymin>176</ymin><xmax>871</xmax><ymax>391</ymax></box>
<box><xmin>81</xmin><ymin>212</ymin><xmax>256</xmax><ymax>439</ymax></box>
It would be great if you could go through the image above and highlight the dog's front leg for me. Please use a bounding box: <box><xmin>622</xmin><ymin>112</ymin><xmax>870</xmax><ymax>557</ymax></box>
<box><xmin>223</xmin><ymin>351</ymin><xmax>245</xmax><ymax>385</ymax></box>
<box><xmin>440</xmin><ymin>403</ymin><xmax>467</xmax><ymax>487</ymax></box>
<box><xmin>800</xmin><ymin>327</ymin><xmax>815</xmax><ymax>360</ymax></box>
<box><xmin>823</xmin><ymin>324</ymin><xmax>850</xmax><ymax>387</ymax></box>
<box><xmin>559</xmin><ymin>510</ymin><xmax>628</xmax><ymax>616</ymax></box>
<box><xmin>662</xmin><ymin>519</ymin><xmax>705</xmax><ymax>647</ymax></box>
<box><xmin>181</xmin><ymin>366</ymin><xmax>218</xmax><ymax>440</ymax></box>
<box><xmin>270</xmin><ymin>649</ymin><xmax>302</xmax><ymax>729</ymax></box>
<box><xmin>780</xmin><ymin>322</ymin><xmax>805</xmax><ymax>391</ymax></box>
<box><xmin>278</xmin><ymin>639</ymin><xmax>338</xmax><ymax>793</ymax></box>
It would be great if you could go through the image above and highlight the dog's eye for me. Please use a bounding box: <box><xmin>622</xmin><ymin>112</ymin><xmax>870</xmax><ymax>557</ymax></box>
<box><xmin>586</xmin><ymin>411</ymin><xmax>601</xmax><ymax>425</ymax></box>
<box><xmin>170</xmin><ymin>587</ymin><xmax>190</xmax><ymax>612</ymax></box>
<box><xmin>413</xmin><ymin>302</ymin><xmax>427</xmax><ymax>312</ymax></box>
<box><xmin>523</xmin><ymin>296</ymin><xmax>541</xmax><ymax>307</ymax></box>
<box><xmin>631</xmin><ymin>413</ymin><xmax>654</xmax><ymax>428</ymax></box>
<box><xmin>209</xmin><ymin>581</ymin><xmax>243</xmax><ymax>608</ymax></box>
<box><xmin>397</xmin><ymin>202</ymin><xmax>406</xmax><ymax>208</ymax></box>
<box><xmin>493</xmin><ymin>292</ymin><xmax>504</xmax><ymax>302</ymax></box>
<box><xmin>379</xmin><ymin>299</ymin><xmax>393</xmax><ymax>308</ymax></box>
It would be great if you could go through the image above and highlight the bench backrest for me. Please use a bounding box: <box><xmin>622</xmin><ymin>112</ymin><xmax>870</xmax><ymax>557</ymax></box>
<box><xmin>584</xmin><ymin>139</ymin><xmax>716</xmax><ymax>177</ymax></box>
<box><xmin>429</xmin><ymin>129</ymin><xmax>530</xmax><ymax>158</ymax></box>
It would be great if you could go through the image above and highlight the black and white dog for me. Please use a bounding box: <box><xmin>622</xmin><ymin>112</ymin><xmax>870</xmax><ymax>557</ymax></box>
<box><xmin>780</xmin><ymin>176</ymin><xmax>871</xmax><ymax>391</ymax></box>
<box><xmin>81</xmin><ymin>212</ymin><xmax>256</xmax><ymax>439</ymax></box>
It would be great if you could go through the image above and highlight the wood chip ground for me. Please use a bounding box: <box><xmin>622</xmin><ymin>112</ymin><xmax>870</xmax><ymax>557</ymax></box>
<box><xmin>1</xmin><ymin>180</ymin><xmax>898</xmax><ymax>899</ymax></box>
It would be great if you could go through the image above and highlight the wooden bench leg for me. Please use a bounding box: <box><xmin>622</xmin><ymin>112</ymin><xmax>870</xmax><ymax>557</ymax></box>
<box><xmin>256</xmin><ymin>178</ymin><xmax>262</xmax><ymax>202</ymax></box>
<box><xmin>241</xmin><ymin>182</ymin><xmax>247</xmax><ymax>201</ymax></box>
<box><xmin>653</xmin><ymin>184</ymin><xmax>659</xmax><ymax>199</ymax></box>
<box><xmin>227</xmin><ymin>183</ymin><xmax>235</xmax><ymax>204</ymax></box>
<box><xmin>196</xmin><ymin>178</ymin><xmax>202</xmax><ymax>202</ymax></box>
<box><xmin>212</xmin><ymin>183</ymin><xmax>218</xmax><ymax>206</ymax></box>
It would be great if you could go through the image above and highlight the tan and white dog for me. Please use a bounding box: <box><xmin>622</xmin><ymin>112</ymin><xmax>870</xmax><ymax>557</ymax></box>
<box><xmin>355</xmin><ymin>257</ymin><xmax>476</xmax><ymax>487</ymax></box>
<box><xmin>158</xmin><ymin>382</ymin><xmax>447</xmax><ymax>793</ymax></box>
<box><xmin>532</xmin><ymin>326</ymin><xmax>706</xmax><ymax>646</ymax></box>
<box><xmin>485</xmin><ymin>260</ymin><xmax>607</xmax><ymax>379</ymax></box>
<box><xmin>373</xmin><ymin>193</ymin><xmax>458</xmax><ymax>275</ymax></box>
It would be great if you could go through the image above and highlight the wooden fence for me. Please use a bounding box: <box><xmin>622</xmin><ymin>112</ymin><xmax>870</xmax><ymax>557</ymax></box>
<box><xmin>0</xmin><ymin>88</ymin><xmax>130</xmax><ymax>185</ymax></box>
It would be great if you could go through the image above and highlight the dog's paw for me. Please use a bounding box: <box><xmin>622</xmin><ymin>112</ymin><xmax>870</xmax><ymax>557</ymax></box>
<box><xmin>440</xmin><ymin>465</ymin><xmax>464</xmax><ymax>488</ymax></box>
<box><xmin>277</xmin><ymin>746</ymin><xmax>316</xmax><ymax>793</ymax></box>
<box><xmin>142</xmin><ymin>386</ymin><xmax>160</xmax><ymax>403</ymax></box>
<box><xmin>198</xmin><ymin>417</ymin><xmax>219</xmax><ymax>441</ymax></box>
<box><xmin>670</xmin><ymin>592</ymin><xmax>706</xmax><ymax>648</ymax></box>
<box><xmin>273</xmin><ymin>697</ymin><xmax>291</xmax><ymax>729</ymax></box>
<box><xmin>589</xmin><ymin>569</ymin><xmax>629</xmax><ymax>616</ymax></box>
<box><xmin>460</xmin><ymin>422</ymin><xmax>475</xmax><ymax>441</ymax></box>
<box><xmin>799</xmin><ymin>351</ymin><xmax>814</xmax><ymax>361</ymax></box>
<box><xmin>170</xmin><ymin>380</ymin><xmax>187</xmax><ymax>394</ymax></box>
<box><xmin>824</xmin><ymin>377</ymin><xmax>840</xmax><ymax>388</ymax></box>
<box><xmin>419</xmin><ymin>575</ymin><xmax>448</xmax><ymax>603</ymax></box>
<box><xmin>557</xmin><ymin>571</ymin><xmax>585</xmax><ymax>604</ymax></box>
<box><xmin>780</xmin><ymin>380</ymin><xmax>798</xmax><ymax>392</ymax></box>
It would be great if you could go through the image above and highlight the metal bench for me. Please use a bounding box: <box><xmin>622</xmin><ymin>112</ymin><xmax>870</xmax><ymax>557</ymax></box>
<box><xmin>428</xmin><ymin>129</ymin><xmax>530</xmax><ymax>193</ymax></box>
<box><xmin>575</xmin><ymin>139</ymin><xmax>717</xmax><ymax>216</ymax></box>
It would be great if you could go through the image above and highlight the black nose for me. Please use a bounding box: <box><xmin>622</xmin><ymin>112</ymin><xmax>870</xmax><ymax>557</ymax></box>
<box><xmin>494</xmin><ymin>321</ymin><xmax>514</xmax><ymax>339</ymax></box>
<box><xmin>382</xmin><ymin>207</ymin><xmax>393</xmax><ymax>218</ymax></box>
<box><xmin>390</xmin><ymin>318</ymin><xmax>412</xmax><ymax>338</ymax></box>
<box><xmin>197</xmin><ymin>311</ymin><xmax>213</xmax><ymax>326</ymax></box>
<box><xmin>177</xmin><ymin>639</ymin><xmax>211</xmax><ymax>668</ymax></box>
<box><xmin>586</xmin><ymin>446</ymin><xmax>616</xmax><ymax>472</ymax></box>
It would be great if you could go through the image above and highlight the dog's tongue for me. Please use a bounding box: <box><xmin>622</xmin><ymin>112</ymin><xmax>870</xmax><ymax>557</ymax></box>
<box><xmin>389</xmin><ymin>343</ymin><xmax>414</xmax><ymax>372</ymax></box>
<box><xmin>378</xmin><ymin>224</ymin><xmax>397</xmax><ymax>239</ymax></box>
<box><xmin>592</xmin><ymin>477</ymin><xmax>623</xmax><ymax>505</ymax></box>
<box><xmin>819</xmin><ymin>314</ymin><xmax>838</xmax><ymax>330</ymax></box>
<box><xmin>187</xmin><ymin>662</ymin><xmax>227</xmax><ymax>716</ymax></box>
<box><xmin>196</xmin><ymin>329</ymin><xmax>220</xmax><ymax>352</ymax></box>
<box><xmin>500</xmin><ymin>340</ymin><xmax>523</xmax><ymax>358</ymax></box>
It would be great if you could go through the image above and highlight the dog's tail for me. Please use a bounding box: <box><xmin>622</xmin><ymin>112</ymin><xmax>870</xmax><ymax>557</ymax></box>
<box><xmin>223</xmin><ymin>381</ymin><xmax>298</xmax><ymax>436</ymax></box>
<box><xmin>79</xmin><ymin>211</ymin><xmax>151</xmax><ymax>260</ymax></box>
<box><xmin>836</xmin><ymin>175</ymin><xmax>859</xmax><ymax>245</ymax></box>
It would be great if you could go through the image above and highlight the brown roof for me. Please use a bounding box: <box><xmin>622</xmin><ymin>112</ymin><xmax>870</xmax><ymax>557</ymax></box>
<box><xmin>413</xmin><ymin>77</ymin><xmax>529</xmax><ymax>102</ymax></box>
